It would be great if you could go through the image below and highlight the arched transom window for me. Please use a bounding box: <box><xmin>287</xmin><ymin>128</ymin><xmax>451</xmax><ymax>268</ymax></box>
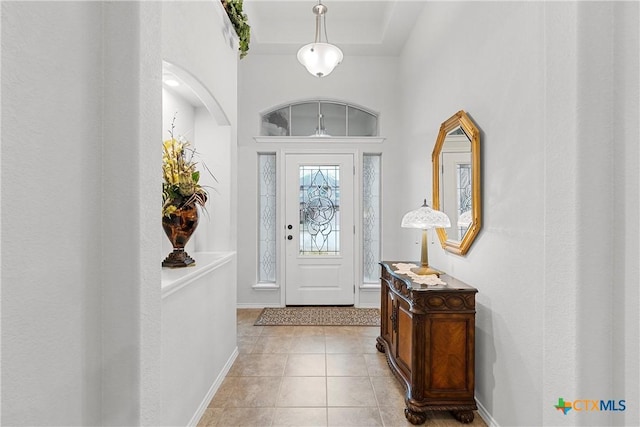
<box><xmin>261</xmin><ymin>100</ymin><xmax>378</xmax><ymax>137</ymax></box>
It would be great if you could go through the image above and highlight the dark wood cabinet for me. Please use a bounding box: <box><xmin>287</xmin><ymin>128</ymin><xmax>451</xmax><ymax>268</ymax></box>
<box><xmin>376</xmin><ymin>261</ymin><xmax>478</xmax><ymax>425</ymax></box>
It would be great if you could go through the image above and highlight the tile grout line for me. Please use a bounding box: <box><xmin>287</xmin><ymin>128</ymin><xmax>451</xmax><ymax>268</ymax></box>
<box><xmin>325</xmin><ymin>343</ymin><xmax>329</xmax><ymax>426</ymax></box>
<box><xmin>369</xmin><ymin>374</ymin><xmax>385</xmax><ymax>427</ymax></box>
<box><xmin>269</xmin><ymin>353</ymin><xmax>286</xmax><ymax>427</ymax></box>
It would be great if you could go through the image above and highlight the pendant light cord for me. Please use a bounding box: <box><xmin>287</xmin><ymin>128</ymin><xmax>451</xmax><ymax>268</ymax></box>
<box><xmin>315</xmin><ymin>11</ymin><xmax>321</xmax><ymax>43</ymax></box>
<box><xmin>323</xmin><ymin>12</ymin><xmax>330</xmax><ymax>43</ymax></box>
<box><xmin>312</xmin><ymin>1</ymin><xmax>331</xmax><ymax>44</ymax></box>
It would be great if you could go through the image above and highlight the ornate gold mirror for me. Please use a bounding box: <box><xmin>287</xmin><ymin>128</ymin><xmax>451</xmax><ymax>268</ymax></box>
<box><xmin>432</xmin><ymin>110</ymin><xmax>481</xmax><ymax>255</ymax></box>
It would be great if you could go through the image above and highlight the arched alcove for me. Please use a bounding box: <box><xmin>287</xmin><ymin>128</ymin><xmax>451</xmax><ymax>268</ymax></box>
<box><xmin>161</xmin><ymin>61</ymin><xmax>233</xmax><ymax>256</ymax></box>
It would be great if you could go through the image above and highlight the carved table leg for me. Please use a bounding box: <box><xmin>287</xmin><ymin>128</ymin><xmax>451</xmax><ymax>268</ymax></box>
<box><xmin>404</xmin><ymin>408</ymin><xmax>427</xmax><ymax>425</ymax></box>
<box><xmin>451</xmin><ymin>410</ymin><xmax>474</xmax><ymax>423</ymax></box>
<box><xmin>375</xmin><ymin>337</ymin><xmax>386</xmax><ymax>353</ymax></box>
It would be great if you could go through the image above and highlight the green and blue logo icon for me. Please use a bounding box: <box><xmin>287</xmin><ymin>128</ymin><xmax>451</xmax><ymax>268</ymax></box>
<box><xmin>555</xmin><ymin>398</ymin><xmax>572</xmax><ymax>414</ymax></box>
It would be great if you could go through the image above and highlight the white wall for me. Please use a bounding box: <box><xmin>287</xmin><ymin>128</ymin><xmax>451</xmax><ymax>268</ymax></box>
<box><xmin>611</xmin><ymin>3</ymin><xmax>640</xmax><ymax>426</ymax></box>
<box><xmin>101</xmin><ymin>3</ymin><xmax>163</xmax><ymax>424</ymax></box>
<box><xmin>160</xmin><ymin>1</ymin><xmax>239</xmax><ymax>425</ymax></box>
<box><xmin>400</xmin><ymin>3</ymin><xmax>544</xmax><ymax>424</ymax></box>
<box><xmin>2</xmin><ymin>0</ymin><xmax>240</xmax><ymax>425</ymax></box>
<box><xmin>1</xmin><ymin>2</ymin><xmax>163</xmax><ymax>425</ymax></box>
<box><xmin>195</xmin><ymin>106</ymin><xmax>234</xmax><ymax>252</ymax></box>
<box><xmin>237</xmin><ymin>54</ymin><xmax>403</xmax><ymax>307</ymax></box>
<box><xmin>400</xmin><ymin>2</ymin><xmax>639</xmax><ymax>426</ymax></box>
<box><xmin>1</xmin><ymin>3</ymin><xmax>104</xmax><ymax>424</ymax></box>
<box><xmin>161</xmin><ymin>253</ymin><xmax>237</xmax><ymax>426</ymax></box>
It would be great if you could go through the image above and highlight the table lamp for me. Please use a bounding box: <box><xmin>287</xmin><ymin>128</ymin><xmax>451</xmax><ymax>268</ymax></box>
<box><xmin>401</xmin><ymin>199</ymin><xmax>451</xmax><ymax>276</ymax></box>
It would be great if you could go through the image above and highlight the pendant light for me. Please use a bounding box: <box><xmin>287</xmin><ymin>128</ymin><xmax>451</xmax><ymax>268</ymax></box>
<box><xmin>297</xmin><ymin>1</ymin><xmax>343</xmax><ymax>78</ymax></box>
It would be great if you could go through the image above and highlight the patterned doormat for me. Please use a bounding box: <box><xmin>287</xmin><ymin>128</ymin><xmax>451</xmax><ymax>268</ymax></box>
<box><xmin>254</xmin><ymin>307</ymin><xmax>380</xmax><ymax>326</ymax></box>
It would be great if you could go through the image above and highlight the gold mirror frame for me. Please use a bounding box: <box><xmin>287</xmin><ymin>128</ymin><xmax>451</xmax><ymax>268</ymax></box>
<box><xmin>432</xmin><ymin>110</ymin><xmax>481</xmax><ymax>255</ymax></box>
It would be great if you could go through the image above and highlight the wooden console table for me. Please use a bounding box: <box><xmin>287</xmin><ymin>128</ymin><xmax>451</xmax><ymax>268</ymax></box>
<box><xmin>376</xmin><ymin>261</ymin><xmax>478</xmax><ymax>425</ymax></box>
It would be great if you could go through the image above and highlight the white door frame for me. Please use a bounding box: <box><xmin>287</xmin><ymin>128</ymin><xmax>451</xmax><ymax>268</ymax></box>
<box><xmin>279</xmin><ymin>148</ymin><xmax>361</xmax><ymax>307</ymax></box>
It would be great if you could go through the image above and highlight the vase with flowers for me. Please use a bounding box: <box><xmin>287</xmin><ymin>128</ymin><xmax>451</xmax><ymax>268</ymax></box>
<box><xmin>162</xmin><ymin>117</ymin><xmax>210</xmax><ymax>267</ymax></box>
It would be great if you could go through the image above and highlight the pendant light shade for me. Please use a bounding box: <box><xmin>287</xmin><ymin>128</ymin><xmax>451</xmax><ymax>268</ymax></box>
<box><xmin>297</xmin><ymin>2</ymin><xmax>343</xmax><ymax>77</ymax></box>
<box><xmin>297</xmin><ymin>42</ymin><xmax>343</xmax><ymax>78</ymax></box>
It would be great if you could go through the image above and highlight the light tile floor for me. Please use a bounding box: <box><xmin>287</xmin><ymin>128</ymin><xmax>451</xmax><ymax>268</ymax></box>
<box><xmin>198</xmin><ymin>308</ymin><xmax>488</xmax><ymax>427</ymax></box>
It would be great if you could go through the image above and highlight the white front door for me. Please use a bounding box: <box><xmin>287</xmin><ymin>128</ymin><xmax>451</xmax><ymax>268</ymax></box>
<box><xmin>284</xmin><ymin>153</ymin><xmax>355</xmax><ymax>305</ymax></box>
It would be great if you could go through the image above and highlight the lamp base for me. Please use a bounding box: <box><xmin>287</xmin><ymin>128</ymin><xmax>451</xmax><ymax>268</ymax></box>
<box><xmin>410</xmin><ymin>266</ymin><xmax>442</xmax><ymax>277</ymax></box>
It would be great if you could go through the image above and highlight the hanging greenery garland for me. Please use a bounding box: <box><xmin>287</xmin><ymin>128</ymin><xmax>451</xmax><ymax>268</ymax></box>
<box><xmin>222</xmin><ymin>0</ymin><xmax>251</xmax><ymax>59</ymax></box>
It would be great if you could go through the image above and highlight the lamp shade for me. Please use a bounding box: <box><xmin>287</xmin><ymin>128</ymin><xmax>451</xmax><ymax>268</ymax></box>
<box><xmin>297</xmin><ymin>42</ymin><xmax>343</xmax><ymax>78</ymax></box>
<box><xmin>401</xmin><ymin>200</ymin><xmax>451</xmax><ymax>230</ymax></box>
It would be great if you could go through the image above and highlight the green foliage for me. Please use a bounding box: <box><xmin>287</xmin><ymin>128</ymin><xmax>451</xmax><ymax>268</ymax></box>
<box><xmin>223</xmin><ymin>0</ymin><xmax>251</xmax><ymax>59</ymax></box>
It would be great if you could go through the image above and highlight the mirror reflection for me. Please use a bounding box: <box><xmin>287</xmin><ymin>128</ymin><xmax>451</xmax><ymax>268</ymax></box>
<box><xmin>432</xmin><ymin>110</ymin><xmax>481</xmax><ymax>255</ymax></box>
<box><xmin>439</xmin><ymin>126</ymin><xmax>472</xmax><ymax>241</ymax></box>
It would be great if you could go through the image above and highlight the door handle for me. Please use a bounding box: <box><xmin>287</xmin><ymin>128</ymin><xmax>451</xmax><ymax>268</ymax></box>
<box><xmin>287</xmin><ymin>224</ymin><xmax>293</xmax><ymax>230</ymax></box>
<box><xmin>287</xmin><ymin>235</ymin><xmax>293</xmax><ymax>240</ymax></box>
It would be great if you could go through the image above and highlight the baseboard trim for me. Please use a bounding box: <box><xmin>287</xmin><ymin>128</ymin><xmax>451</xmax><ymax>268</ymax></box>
<box><xmin>237</xmin><ymin>303</ymin><xmax>381</xmax><ymax>309</ymax></box>
<box><xmin>356</xmin><ymin>302</ymin><xmax>381</xmax><ymax>309</ymax></box>
<box><xmin>237</xmin><ymin>303</ymin><xmax>282</xmax><ymax>309</ymax></box>
<box><xmin>187</xmin><ymin>347</ymin><xmax>239</xmax><ymax>427</ymax></box>
<box><xmin>476</xmin><ymin>397</ymin><xmax>499</xmax><ymax>427</ymax></box>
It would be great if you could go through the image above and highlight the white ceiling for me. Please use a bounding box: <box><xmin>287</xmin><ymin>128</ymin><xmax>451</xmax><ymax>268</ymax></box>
<box><xmin>242</xmin><ymin>0</ymin><xmax>426</xmax><ymax>56</ymax></box>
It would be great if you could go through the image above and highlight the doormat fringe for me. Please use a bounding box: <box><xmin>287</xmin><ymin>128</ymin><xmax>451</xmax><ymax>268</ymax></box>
<box><xmin>254</xmin><ymin>306</ymin><xmax>380</xmax><ymax>326</ymax></box>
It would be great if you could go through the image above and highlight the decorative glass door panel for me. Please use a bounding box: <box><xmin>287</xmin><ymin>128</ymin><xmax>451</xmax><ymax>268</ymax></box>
<box><xmin>299</xmin><ymin>165</ymin><xmax>340</xmax><ymax>255</ymax></box>
<box><xmin>285</xmin><ymin>153</ymin><xmax>354</xmax><ymax>305</ymax></box>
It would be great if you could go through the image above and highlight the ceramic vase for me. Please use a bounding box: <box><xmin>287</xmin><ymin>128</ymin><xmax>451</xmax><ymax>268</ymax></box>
<box><xmin>162</xmin><ymin>203</ymin><xmax>199</xmax><ymax>268</ymax></box>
